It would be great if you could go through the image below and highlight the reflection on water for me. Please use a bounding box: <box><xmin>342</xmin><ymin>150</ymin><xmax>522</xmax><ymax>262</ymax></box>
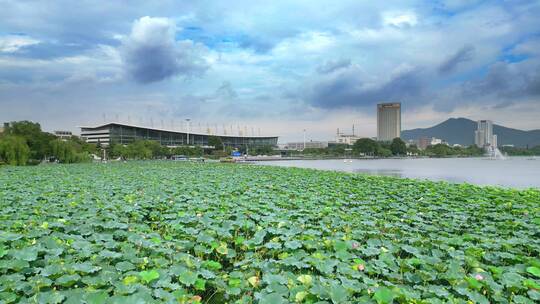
<box><xmin>256</xmin><ymin>157</ymin><xmax>540</xmax><ymax>189</ymax></box>
<box><xmin>353</xmin><ymin>169</ymin><xmax>403</xmax><ymax>178</ymax></box>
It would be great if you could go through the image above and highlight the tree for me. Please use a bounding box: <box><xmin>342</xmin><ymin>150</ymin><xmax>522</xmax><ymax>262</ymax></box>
<box><xmin>390</xmin><ymin>138</ymin><xmax>407</xmax><ymax>156</ymax></box>
<box><xmin>3</xmin><ymin>121</ymin><xmax>55</xmax><ymax>160</ymax></box>
<box><xmin>50</xmin><ymin>139</ymin><xmax>90</xmax><ymax>163</ymax></box>
<box><xmin>353</xmin><ymin>138</ymin><xmax>379</xmax><ymax>155</ymax></box>
<box><xmin>0</xmin><ymin>136</ymin><xmax>30</xmax><ymax>165</ymax></box>
<box><xmin>376</xmin><ymin>147</ymin><xmax>392</xmax><ymax>157</ymax></box>
<box><xmin>426</xmin><ymin>144</ymin><xmax>452</xmax><ymax>157</ymax></box>
<box><xmin>407</xmin><ymin>144</ymin><xmax>421</xmax><ymax>156</ymax></box>
<box><xmin>208</xmin><ymin>136</ymin><xmax>224</xmax><ymax>151</ymax></box>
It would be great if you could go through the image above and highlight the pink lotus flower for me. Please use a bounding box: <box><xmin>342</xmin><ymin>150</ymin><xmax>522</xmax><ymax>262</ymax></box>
<box><xmin>352</xmin><ymin>242</ymin><xmax>359</xmax><ymax>249</ymax></box>
<box><xmin>475</xmin><ymin>274</ymin><xmax>484</xmax><ymax>281</ymax></box>
<box><xmin>357</xmin><ymin>264</ymin><xmax>365</xmax><ymax>271</ymax></box>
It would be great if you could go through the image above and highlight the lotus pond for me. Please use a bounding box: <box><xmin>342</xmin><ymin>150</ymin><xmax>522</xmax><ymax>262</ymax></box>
<box><xmin>0</xmin><ymin>162</ymin><xmax>539</xmax><ymax>304</ymax></box>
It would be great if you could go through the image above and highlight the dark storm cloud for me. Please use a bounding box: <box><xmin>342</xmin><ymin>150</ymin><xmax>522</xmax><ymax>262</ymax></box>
<box><xmin>306</xmin><ymin>66</ymin><xmax>423</xmax><ymax>109</ymax></box>
<box><xmin>461</xmin><ymin>59</ymin><xmax>540</xmax><ymax>99</ymax></box>
<box><xmin>13</xmin><ymin>42</ymin><xmax>96</xmax><ymax>60</ymax></box>
<box><xmin>122</xmin><ymin>17</ymin><xmax>208</xmax><ymax>84</ymax></box>
<box><xmin>438</xmin><ymin>45</ymin><xmax>475</xmax><ymax>74</ymax></box>
<box><xmin>316</xmin><ymin>59</ymin><xmax>352</xmax><ymax>74</ymax></box>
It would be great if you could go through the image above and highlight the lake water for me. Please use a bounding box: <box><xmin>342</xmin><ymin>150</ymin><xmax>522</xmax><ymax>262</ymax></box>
<box><xmin>256</xmin><ymin>157</ymin><xmax>540</xmax><ymax>189</ymax></box>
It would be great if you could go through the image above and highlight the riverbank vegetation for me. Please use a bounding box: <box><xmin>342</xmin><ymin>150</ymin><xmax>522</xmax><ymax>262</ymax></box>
<box><xmin>0</xmin><ymin>121</ymin><xmax>95</xmax><ymax>165</ymax></box>
<box><xmin>289</xmin><ymin>138</ymin><xmax>487</xmax><ymax>158</ymax></box>
<box><xmin>501</xmin><ymin>146</ymin><xmax>540</xmax><ymax>156</ymax></box>
<box><xmin>1</xmin><ymin>162</ymin><xmax>539</xmax><ymax>303</ymax></box>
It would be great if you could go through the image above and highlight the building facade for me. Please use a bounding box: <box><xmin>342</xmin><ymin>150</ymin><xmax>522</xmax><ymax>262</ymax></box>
<box><xmin>53</xmin><ymin>130</ymin><xmax>73</xmax><ymax>140</ymax></box>
<box><xmin>474</xmin><ymin>120</ymin><xmax>497</xmax><ymax>148</ymax></box>
<box><xmin>335</xmin><ymin>134</ymin><xmax>360</xmax><ymax>145</ymax></box>
<box><xmin>80</xmin><ymin>122</ymin><xmax>278</xmax><ymax>148</ymax></box>
<box><xmin>417</xmin><ymin>137</ymin><xmax>446</xmax><ymax>150</ymax></box>
<box><xmin>377</xmin><ymin>103</ymin><xmax>401</xmax><ymax>141</ymax></box>
<box><xmin>283</xmin><ymin>141</ymin><xmax>329</xmax><ymax>151</ymax></box>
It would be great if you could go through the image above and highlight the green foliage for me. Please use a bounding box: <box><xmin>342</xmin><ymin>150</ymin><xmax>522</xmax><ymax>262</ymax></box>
<box><xmin>377</xmin><ymin>146</ymin><xmax>392</xmax><ymax>157</ymax></box>
<box><xmin>0</xmin><ymin>162</ymin><xmax>539</xmax><ymax>303</ymax></box>
<box><xmin>208</xmin><ymin>136</ymin><xmax>223</xmax><ymax>150</ymax></box>
<box><xmin>353</xmin><ymin>138</ymin><xmax>379</xmax><ymax>155</ymax></box>
<box><xmin>1</xmin><ymin>121</ymin><xmax>96</xmax><ymax>165</ymax></box>
<box><xmin>390</xmin><ymin>138</ymin><xmax>407</xmax><ymax>155</ymax></box>
<box><xmin>2</xmin><ymin>121</ymin><xmax>56</xmax><ymax>160</ymax></box>
<box><xmin>139</xmin><ymin>270</ymin><xmax>160</xmax><ymax>284</ymax></box>
<box><xmin>0</xmin><ymin>136</ymin><xmax>30</xmax><ymax>165</ymax></box>
<box><xmin>109</xmin><ymin>140</ymin><xmax>172</xmax><ymax>159</ymax></box>
<box><xmin>424</xmin><ymin>144</ymin><xmax>485</xmax><ymax>157</ymax></box>
<box><xmin>236</xmin><ymin>144</ymin><xmax>276</xmax><ymax>156</ymax></box>
<box><xmin>501</xmin><ymin>145</ymin><xmax>540</xmax><ymax>156</ymax></box>
<box><xmin>50</xmin><ymin>139</ymin><xmax>91</xmax><ymax>163</ymax></box>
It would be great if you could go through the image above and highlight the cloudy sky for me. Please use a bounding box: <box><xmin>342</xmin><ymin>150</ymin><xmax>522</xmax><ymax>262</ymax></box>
<box><xmin>1</xmin><ymin>0</ymin><xmax>539</xmax><ymax>141</ymax></box>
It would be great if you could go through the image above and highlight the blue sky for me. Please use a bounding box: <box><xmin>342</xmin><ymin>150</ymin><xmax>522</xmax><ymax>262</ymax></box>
<box><xmin>1</xmin><ymin>0</ymin><xmax>539</xmax><ymax>141</ymax></box>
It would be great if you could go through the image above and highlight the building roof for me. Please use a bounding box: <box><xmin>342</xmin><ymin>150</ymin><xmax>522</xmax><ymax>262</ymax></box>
<box><xmin>79</xmin><ymin>122</ymin><xmax>278</xmax><ymax>139</ymax></box>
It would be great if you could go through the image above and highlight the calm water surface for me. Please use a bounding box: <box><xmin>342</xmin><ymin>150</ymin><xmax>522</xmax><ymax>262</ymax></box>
<box><xmin>256</xmin><ymin>157</ymin><xmax>540</xmax><ymax>189</ymax></box>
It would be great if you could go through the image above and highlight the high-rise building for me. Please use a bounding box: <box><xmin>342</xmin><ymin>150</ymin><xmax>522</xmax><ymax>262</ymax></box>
<box><xmin>474</xmin><ymin>120</ymin><xmax>497</xmax><ymax>148</ymax></box>
<box><xmin>377</xmin><ymin>103</ymin><xmax>401</xmax><ymax>141</ymax></box>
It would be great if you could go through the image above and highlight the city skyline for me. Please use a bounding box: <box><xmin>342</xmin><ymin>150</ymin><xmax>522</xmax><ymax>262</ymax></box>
<box><xmin>1</xmin><ymin>1</ymin><xmax>540</xmax><ymax>142</ymax></box>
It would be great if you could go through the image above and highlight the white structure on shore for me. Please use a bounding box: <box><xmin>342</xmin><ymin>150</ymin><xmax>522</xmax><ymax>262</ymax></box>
<box><xmin>377</xmin><ymin>103</ymin><xmax>401</xmax><ymax>141</ymax></box>
<box><xmin>474</xmin><ymin>120</ymin><xmax>497</xmax><ymax>148</ymax></box>
<box><xmin>283</xmin><ymin>141</ymin><xmax>328</xmax><ymax>151</ymax></box>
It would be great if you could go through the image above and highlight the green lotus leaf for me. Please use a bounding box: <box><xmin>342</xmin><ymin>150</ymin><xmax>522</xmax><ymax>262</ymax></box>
<box><xmin>216</xmin><ymin>242</ymin><xmax>229</xmax><ymax>255</ymax></box>
<box><xmin>177</xmin><ymin>270</ymin><xmax>197</xmax><ymax>286</ymax></box>
<box><xmin>56</xmin><ymin>274</ymin><xmax>81</xmax><ymax>287</ymax></box>
<box><xmin>71</xmin><ymin>262</ymin><xmax>101</xmax><ymax>274</ymax></box>
<box><xmin>373</xmin><ymin>287</ymin><xmax>395</xmax><ymax>304</ymax></box>
<box><xmin>36</xmin><ymin>291</ymin><xmax>65</xmax><ymax>304</ymax></box>
<box><xmin>297</xmin><ymin>274</ymin><xmax>313</xmax><ymax>286</ymax></box>
<box><xmin>259</xmin><ymin>292</ymin><xmax>287</xmax><ymax>304</ymax></box>
<box><xmin>526</xmin><ymin>266</ymin><xmax>540</xmax><ymax>278</ymax></box>
<box><xmin>84</xmin><ymin>291</ymin><xmax>109</xmax><ymax>304</ymax></box>
<box><xmin>523</xmin><ymin>279</ymin><xmax>540</xmax><ymax>290</ymax></box>
<box><xmin>329</xmin><ymin>282</ymin><xmax>348</xmax><ymax>303</ymax></box>
<box><xmin>139</xmin><ymin>269</ymin><xmax>160</xmax><ymax>284</ymax></box>
<box><xmin>12</xmin><ymin>247</ymin><xmax>38</xmax><ymax>261</ymax></box>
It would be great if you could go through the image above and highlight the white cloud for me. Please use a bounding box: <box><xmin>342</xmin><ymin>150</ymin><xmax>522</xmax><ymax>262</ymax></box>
<box><xmin>512</xmin><ymin>38</ymin><xmax>540</xmax><ymax>56</ymax></box>
<box><xmin>382</xmin><ymin>11</ymin><xmax>418</xmax><ymax>28</ymax></box>
<box><xmin>0</xmin><ymin>35</ymin><xmax>40</xmax><ymax>53</ymax></box>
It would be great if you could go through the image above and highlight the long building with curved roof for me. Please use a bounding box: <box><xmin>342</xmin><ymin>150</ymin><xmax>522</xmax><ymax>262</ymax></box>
<box><xmin>80</xmin><ymin>122</ymin><xmax>278</xmax><ymax>148</ymax></box>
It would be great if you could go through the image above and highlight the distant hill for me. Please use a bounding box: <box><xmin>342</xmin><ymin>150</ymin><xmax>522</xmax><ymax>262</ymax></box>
<box><xmin>401</xmin><ymin>118</ymin><xmax>540</xmax><ymax>148</ymax></box>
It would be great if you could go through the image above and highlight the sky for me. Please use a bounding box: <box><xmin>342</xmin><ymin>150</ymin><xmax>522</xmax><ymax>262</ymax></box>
<box><xmin>1</xmin><ymin>0</ymin><xmax>540</xmax><ymax>142</ymax></box>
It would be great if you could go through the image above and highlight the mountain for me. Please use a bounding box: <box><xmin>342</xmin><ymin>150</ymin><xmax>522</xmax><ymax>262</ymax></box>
<box><xmin>401</xmin><ymin>118</ymin><xmax>540</xmax><ymax>148</ymax></box>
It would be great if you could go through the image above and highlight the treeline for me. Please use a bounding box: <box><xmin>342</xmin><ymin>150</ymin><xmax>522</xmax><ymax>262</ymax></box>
<box><xmin>500</xmin><ymin>145</ymin><xmax>540</xmax><ymax>156</ymax></box>
<box><xmin>109</xmin><ymin>141</ymin><xmax>204</xmax><ymax>159</ymax></box>
<box><xmin>108</xmin><ymin>136</ymin><xmax>276</xmax><ymax>160</ymax></box>
<box><xmin>294</xmin><ymin>138</ymin><xmax>409</xmax><ymax>157</ymax></box>
<box><xmin>423</xmin><ymin>143</ymin><xmax>484</xmax><ymax>157</ymax></box>
<box><xmin>290</xmin><ymin>138</ymin><xmax>485</xmax><ymax>158</ymax></box>
<box><xmin>0</xmin><ymin>121</ymin><xmax>96</xmax><ymax>165</ymax></box>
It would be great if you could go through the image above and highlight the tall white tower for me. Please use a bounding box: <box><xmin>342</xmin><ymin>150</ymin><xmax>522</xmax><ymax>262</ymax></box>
<box><xmin>475</xmin><ymin>120</ymin><xmax>497</xmax><ymax>148</ymax></box>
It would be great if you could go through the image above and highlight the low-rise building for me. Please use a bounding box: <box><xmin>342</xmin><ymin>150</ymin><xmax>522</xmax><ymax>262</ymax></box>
<box><xmin>417</xmin><ymin>137</ymin><xmax>447</xmax><ymax>149</ymax></box>
<box><xmin>53</xmin><ymin>130</ymin><xmax>73</xmax><ymax>140</ymax></box>
<box><xmin>284</xmin><ymin>141</ymin><xmax>328</xmax><ymax>151</ymax></box>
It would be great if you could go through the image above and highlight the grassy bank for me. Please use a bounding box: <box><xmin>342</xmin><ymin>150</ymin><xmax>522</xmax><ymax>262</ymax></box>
<box><xmin>0</xmin><ymin>162</ymin><xmax>539</xmax><ymax>303</ymax></box>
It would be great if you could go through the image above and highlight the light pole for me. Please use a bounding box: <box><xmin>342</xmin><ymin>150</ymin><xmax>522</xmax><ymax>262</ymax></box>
<box><xmin>303</xmin><ymin>129</ymin><xmax>306</xmax><ymax>151</ymax></box>
<box><xmin>186</xmin><ymin>118</ymin><xmax>191</xmax><ymax>145</ymax></box>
